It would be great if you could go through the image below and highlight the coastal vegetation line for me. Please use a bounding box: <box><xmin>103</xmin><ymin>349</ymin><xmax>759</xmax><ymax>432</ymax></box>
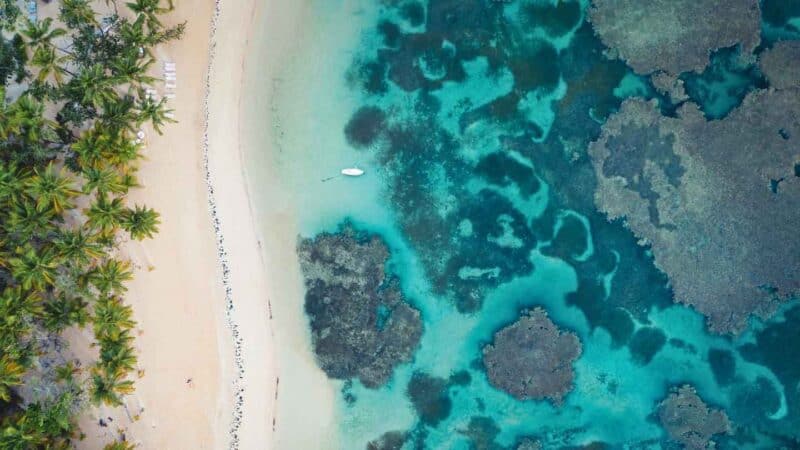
<box><xmin>0</xmin><ymin>0</ymin><xmax>182</xmax><ymax>447</ymax></box>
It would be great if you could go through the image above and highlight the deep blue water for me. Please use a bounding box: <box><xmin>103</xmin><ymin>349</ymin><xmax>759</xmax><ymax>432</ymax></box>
<box><xmin>272</xmin><ymin>1</ymin><xmax>800</xmax><ymax>448</ymax></box>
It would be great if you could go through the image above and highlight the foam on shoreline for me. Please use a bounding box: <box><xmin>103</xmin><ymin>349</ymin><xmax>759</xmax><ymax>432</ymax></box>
<box><xmin>201</xmin><ymin>1</ymin><xmax>246</xmax><ymax>447</ymax></box>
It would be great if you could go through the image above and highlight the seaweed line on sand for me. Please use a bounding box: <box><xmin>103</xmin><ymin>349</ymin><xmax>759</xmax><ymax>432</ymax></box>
<box><xmin>202</xmin><ymin>1</ymin><xmax>246</xmax><ymax>448</ymax></box>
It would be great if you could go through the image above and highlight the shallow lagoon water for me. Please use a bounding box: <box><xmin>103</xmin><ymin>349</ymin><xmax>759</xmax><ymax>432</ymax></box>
<box><xmin>268</xmin><ymin>0</ymin><xmax>800</xmax><ymax>448</ymax></box>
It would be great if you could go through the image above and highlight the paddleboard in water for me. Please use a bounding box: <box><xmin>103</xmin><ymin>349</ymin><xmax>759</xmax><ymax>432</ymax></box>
<box><xmin>341</xmin><ymin>167</ymin><xmax>365</xmax><ymax>176</ymax></box>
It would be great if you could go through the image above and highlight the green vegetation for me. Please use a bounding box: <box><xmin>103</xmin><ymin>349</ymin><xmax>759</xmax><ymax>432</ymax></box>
<box><xmin>0</xmin><ymin>0</ymin><xmax>183</xmax><ymax>447</ymax></box>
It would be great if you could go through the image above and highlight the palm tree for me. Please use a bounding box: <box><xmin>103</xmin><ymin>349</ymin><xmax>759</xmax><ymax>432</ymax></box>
<box><xmin>71</xmin><ymin>128</ymin><xmax>107</xmax><ymax>170</ymax></box>
<box><xmin>118</xmin><ymin>168</ymin><xmax>141</xmax><ymax>192</ymax></box>
<box><xmin>110</xmin><ymin>52</ymin><xmax>156</xmax><ymax>86</ymax></box>
<box><xmin>119</xmin><ymin>15</ymin><xmax>148</xmax><ymax>49</ymax></box>
<box><xmin>7</xmin><ymin>245</ymin><xmax>60</xmax><ymax>290</ymax></box>
<box><xmin>106</xmin><ymin>137</ymin><xmax>143</xmax><ymax>167</ymax></box>
<box><xmin>121</xmin><ymin>205</ymin><xmax>160</xmax><ymax>240</ymax></box>
<box><xmin>31</xmin><ymin>45</ymin><xmax>69</xmax><ymax>85</ymax></box>
<box><xmin>0</xmin><ymin>287</ymin><xmax>42</xmax><ymax>365</ymax></box>
<box><xmin>43</xmin><ymin>294</ymin><xmax>90</xmax><ymax>331</ymax></box>
<box><xmin>82</xmin><ymin>167</ymin><xmax>126</xmax><ymax>195</ymax></box>
<box><xmin>98</xmin><ymin>96</ymin><xmax>138</xmax><ymax>133</ymax></box>
<box><xmin>89</xmin><ymin>259</ymin><xmax>133</xmax><ymax>294</ymax></box>
<box><xmin>25</xmin><ymin>163</ymin><xmax>79</xmax><ymax>213</ymax></box>
<box><xmin>99</xmin><ymin>341</ymin><xmax>138</xmax><ymax>373</ymax></box>
<box><xmin>0</xmin><ymin>354</ymin><xmax>25</xmax><ymax>402</ymax></box>
<box><xmin>90</xmin><ymin>366</ymin><xmax>135</xmax><ymax>407</ymax></box>
<box><xmin>69</xmin><ymin>64</ymin><xmax>117</xmax><ymax>108</ymax></box>
<box><xmin>8</xmin><ymin>95</ymin><xmax>59</xmax><ymax>148</ymax></box>
<box><xmin>54</xmin><ymin>361</ymin><xmax>81</xmax><ymax>383</ymax></box>
<box><xmin>126</xmin><ymin>0</ymin><xmax>174</xmax><ymax>30</ymax></box>
<box><xmin>0</xmin><ymin>90</ymin><xmax>15</xmax><ymax>138</ymax></box>
<box><xmin>93</xmin><ymin>300</ymin><xmax>136</xmax><ymax>342</ymax></box>
<box><xmin>0</xmin><ymin>161</ymin><xmax>27</xmax><ymax>206</ymax></box>
<box><xmin>54</xmin><ymin>228</ymin><xmax>104</xmax><ymax>266</ymax></box>
<box><xmin>19</xmin><ymin>18</ymin><xmax>67</xmax><ymax>55</ymax></box>
<box><xmin>136</xmin><ymin>94</ymin><xmax>175</xmax><ymax>134</ymax></box>
<box><xmin>59</xmin><ymin>0</ymin><xmax>98</xmax><ymax>29</ymax></box>
<box><xmin>5</xmin><ymin>200</ymin><xmax>55</xmax><ymax>241</ymax></box>
<box><xmin>86</xmin><ymin>194</ymin><xmax>126</xmax><ymax>232</ymax></box>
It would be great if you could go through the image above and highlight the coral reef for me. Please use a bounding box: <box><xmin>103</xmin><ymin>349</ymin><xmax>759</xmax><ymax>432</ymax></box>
<box><xmin>650</xmin><ymin>72</ymin><xmax>689</xmax><ymax>103</ymax></box>
<box><xmin>588</xmin><ymin>0</ymin><xmax>761</xmax><ymax>75</ymax></box>
<box><xmin>657</xmin><ymin>385</ymin><xmax>730</xmax><ymax>449</ymax></box>
<box><xmin>297</xmin><ymin>225</ymin><xmax>422</xmax><ymax>388</ymax></box>
<box><xmin>516</xmin><ymin>438</ymin><xmax>542</xmax><ymax>450</ymax></box>
<box><xmin>759</xmin><ymin>40</ymin><xmax>800</xmax><ymax>89</ymax></box>
<box><xmin>366</xmin><ymin>430</ymin><xmax>409</xmax><ymax>450</ymax></box>
<box><xmin>460</xmin><ymin>416</ymin><xmax>503</xmax><ymax>450</ymax></box>
<box><xmin>406</xmin><ymin>372</ymin><xmax>453</xmax><ymax>426</ymax></box>
<box><xmin>482</xmin><ymin>308</ymin><xmax>581</xmax><ymax>403</ymax></box>
<box><xmin>589</xmin><ymin>87</ymin><xmax>800</xmax><ymax>333</ymax></box>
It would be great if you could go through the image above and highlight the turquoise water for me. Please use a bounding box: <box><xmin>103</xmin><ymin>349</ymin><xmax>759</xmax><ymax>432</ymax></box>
<box><xmin>269</xmin><ymin>1</ymin><xmax>800</xmax><ymax>448</ymax></box>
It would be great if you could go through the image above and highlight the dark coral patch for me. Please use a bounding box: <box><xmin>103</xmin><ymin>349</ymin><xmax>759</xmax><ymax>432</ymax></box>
<box><xmin>426</xmin><ymin>0</ymin><xmax>504</xmax><ymax>62</ymax></box>
<box><xmin>400</xmin><ymin>1</ymin><xmax>425</xmax><ymax>27</ymax></box>
<box><xmin>450</xmin><ymin>370</ymin><xmax>472</xmax><ymax>386</ymax></box>
<box><xmin>347</xmin><ymin>59</ymin><xmax>389</xmax><ymax>95</ymax></box>
<box><xmin>344</xmin><ymin>106</ymin><xmax>387</xmax><ymax>148</ymax></box>
<box><xmin>628</xmin><ymin>327</ymin><xmax>666</xmax><ymax>365</ymax></box>
<box><xmin>708</xmin><ymin>348</ymin><xmax>736</xmax><ymax>387</ymax></box>
<box><xmin>475</xmin><ymin>152</ymin><xmax>541</xmax><ymax>198</ymax></box>
<box><xmin>508</xmin><ymin>44</ymin><xmax>561</xmax><ymax>93</ymax></box>
<box><xmin>367</xmin><ymin>430</ymin><xmax>409</xmax><ymax>450</ymax></box>
<box><xmin>441</xmin><ymin>189</ymin><xmax>536</xmax><ymax>312</ymax></box>
<box><xmin>379</xmin><ymin>20</ymin><xmax>402</xmax><ymax>48</ymax></box>
<box><xmin>407</xmin><ymin>372</ymin><xmax>452</xmax><ymax>427</ymax></box>
<box><xmin>460</xmin><ymin>416</ymin><xmax>503</xmax><ymax>450</ymax></box>
<box><xmin>521</xmin><ymin>0</ymin><xmax>582</xmax><ymax>36</ymax></box>
<box><xmin>542</xmin><ymin>214</ymin><xmax>588</xmax><ymax>262</ymax></box>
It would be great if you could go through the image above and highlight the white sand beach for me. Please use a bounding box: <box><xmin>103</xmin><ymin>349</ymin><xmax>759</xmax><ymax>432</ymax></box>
<box><xmin>69</xmin><ymin>0</ymin><xmax>332</xmax><ymax>448</ymax></box>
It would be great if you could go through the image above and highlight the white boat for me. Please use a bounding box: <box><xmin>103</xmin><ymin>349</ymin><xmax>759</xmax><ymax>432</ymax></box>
<box><xmin>341</xmin><ymin>167</ymin><xmax>365</xmax><ymax>177</ymax></box>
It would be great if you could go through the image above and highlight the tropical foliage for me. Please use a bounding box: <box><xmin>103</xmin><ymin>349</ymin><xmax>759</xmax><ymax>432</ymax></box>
<box><xmin>0</xmin><ymin>0</ymin><xmax>182</xmax><ymax>446</ymax></box>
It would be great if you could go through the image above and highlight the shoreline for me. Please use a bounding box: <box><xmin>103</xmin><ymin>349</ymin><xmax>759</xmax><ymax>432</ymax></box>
<box><xmin>204</xmin><ymin>0</ymin><xmax>278</xmax><ymax>447</ymax></box>
<box><xmin>237</xmin><ymin>0</ymin><xmax>339</xmax><ymax>447</ymax></box>
<box><xmin>203</xmin><ymin>0</ymin><xmax>246</xmax><ymax>447</ymax></box>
